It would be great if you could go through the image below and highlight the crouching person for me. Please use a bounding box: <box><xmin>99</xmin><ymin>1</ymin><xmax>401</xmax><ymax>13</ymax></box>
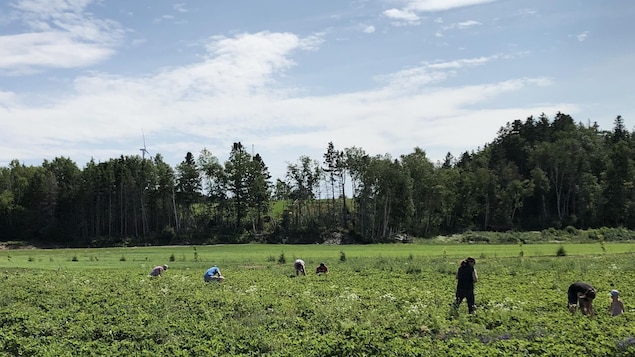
<box><xmin>204</xmin><ymin>265</ymin><xmax>224</xmax><ymax>282</ymax></box>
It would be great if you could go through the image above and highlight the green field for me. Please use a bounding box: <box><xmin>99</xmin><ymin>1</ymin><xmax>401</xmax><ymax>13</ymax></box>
<box><xmin>1</xmin><ymin>243</ymin><xmax>635</xmax><ymax>356</ymax></box>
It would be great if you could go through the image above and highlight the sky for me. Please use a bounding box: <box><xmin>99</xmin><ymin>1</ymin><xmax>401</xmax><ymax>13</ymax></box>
<box><xmin>1</xmin><ymin>0</ymin><xmax>634</xmax><ymax>181</ymax></box>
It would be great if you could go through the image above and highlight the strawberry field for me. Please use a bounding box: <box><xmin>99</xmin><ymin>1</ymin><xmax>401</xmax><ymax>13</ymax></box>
<box><xmin>1</xmin><ymin>243</ymin><xmax>634</xmax><ymax>356</ymax></box>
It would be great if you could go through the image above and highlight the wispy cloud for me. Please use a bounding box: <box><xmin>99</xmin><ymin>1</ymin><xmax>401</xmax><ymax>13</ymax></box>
<box><xmin>363</xmin><ymin>25</ymin><xmax>376</xmax><ymax>33</ymax></box>
<box><xmin>0</xmin><ymin>0</ymin><xmax>124</xmax><ymax>74</ymax></box>
<box><xmin>405</xmin><ymin>0</ymin><xmax>498</xmax><ymax>12</ymax></box>
<box><xmin>0</xmin><ymin>30</ymin><xmax>559</xmax><ymax>173</ymax></box>
<box><xmin>383</xmin><ymin>8</ymin><xmax>420</xmax><ymax>26</ymax></box>
<box><xmin>576</xmin><ymin>31</ymin><xmax>589</xmax><ymax>42</ymax></box>
<box><xmin>173</xmin><ymin>3</ymin><xmax>188</xmax><ymax>13</ymax></box>
<box><xmin>376</xmin><ymin>54</ymin><xmax>505</xmax><ymax>90</ymax></box>
<box><xmin>455</xmin><ymin>20</ymin><xmax>481</xmax><ymax>29</ymax></box>
<box><xmin>385</xmin><ymin>0</ymin><xmax>496</xmax><ymax>27</ymax></box>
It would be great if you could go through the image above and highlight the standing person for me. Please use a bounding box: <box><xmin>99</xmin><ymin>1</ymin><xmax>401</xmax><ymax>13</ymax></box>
<box><xmin>204</xmin><ymin>266</ymin><xmax>224</xmax><ymax>282</ymax></box>
<box><xmin>609</xmin><ymin>289</ymin><xmax>624</xmax><ymax>317</ymax></box>
<box><xmin>150</xmin><ymin>264</ymin><xmax>169</xmax><ymax>277</ymax></box>
<box><xmin>568</xmin><ymin>282</ymin><xmax>596</xmax><ymax>316</ymax></box>
<box><xmin>294</xmin><ymin>259</ymin><xmax>306</xmax><ymax>276</ymax></box>
<box><xmin>316</xmin><ymin>262</ymin><xmax>328</xmax><ymax>274</ymax></box>
<box><xmin>452</xmin><ymin>257</ymin><xmax>478</xmax><ymax>314</ymax></box>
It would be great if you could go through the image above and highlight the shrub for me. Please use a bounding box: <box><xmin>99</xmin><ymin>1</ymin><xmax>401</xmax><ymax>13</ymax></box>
<box><xmin>556</xmin><ymin>246</ymin><xmax>566</xmax><ymax>257</ymax></box>
<box><xmin>119</xmin><ymin>256</ymin><xmax>126</xmax><ymax>262</ymax></box>
<box><xmin>71</xmin><ymin>256</ymin><xmax>78</xmax><ymax>262</ymax></box>
<box><xmin>340</xmin><ymin>251</ymin><xmax>347</xmax><ymax>262</ymax></box>
<box><xmin>169</xmin><ymin>253</ymin><xmax>175</xmax><ymax>262</ymax></box>
<box><xmin>278</xmin><ymin>252</ymin><xmax>286</xmax><ymax>264</ymax></box>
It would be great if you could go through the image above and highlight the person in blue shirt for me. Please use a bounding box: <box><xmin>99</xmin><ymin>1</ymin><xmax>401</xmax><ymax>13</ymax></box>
<box><xmin>204</xmin><ymin>266</ymin><xmax>224</xmax><ymax>282</ymax></box>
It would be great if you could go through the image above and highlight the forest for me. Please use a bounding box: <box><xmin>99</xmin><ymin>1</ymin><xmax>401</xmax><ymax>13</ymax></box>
<box><xmin>0</xmin><ymin>112</ymin><xmax>633</xmax><ymax>247</ymax></box>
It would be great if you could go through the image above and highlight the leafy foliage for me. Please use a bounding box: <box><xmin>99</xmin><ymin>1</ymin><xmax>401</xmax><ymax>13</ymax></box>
<box><xmin>0</xmin><ymin>246</ymin><xmax>634</xmax><ymax>355</ymax></box>
<box><xmin>3</xmin><ymin>113</ymin><xmax>635</xmax><ymax>245</ymax></box>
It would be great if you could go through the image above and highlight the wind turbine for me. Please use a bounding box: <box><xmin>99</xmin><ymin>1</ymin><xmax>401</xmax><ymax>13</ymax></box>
<box><xmin>140</xmin><ymin>130</ymin><xmax>151</xmax><ymax>160</ymax></box>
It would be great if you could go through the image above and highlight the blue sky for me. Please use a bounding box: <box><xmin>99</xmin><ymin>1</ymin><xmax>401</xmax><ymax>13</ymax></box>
<box><xmin>1</xmin><ymin>0</ymin><xmax>633</xmax><ymax>180</ymax></box>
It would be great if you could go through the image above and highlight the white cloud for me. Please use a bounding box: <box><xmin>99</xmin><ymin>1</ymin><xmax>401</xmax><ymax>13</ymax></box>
<box><xmin>456</xmin><ymin>20</ymin><xmax>481</xmax><ymax>29</ymax></box>
<box><xmin>576</xmin><ymin>31</ymin><xmax>589</xmax><ymax>42</ymax></box>
<box><xmin>384</xmin><ymin>0</ymin><xmax>495</xmax><ymax>27</ymax></box>
<box><xmin>517</xmin><ymin>8</ymin><xmax>537</xmax><ymax>16</ymax></box>
<box><xmin>383</xmin><ymin>8</ymin><xmax>420</xmax><ymax>25</ymax></box>
<box><xmin>427</xmin><ymin>55</ymin><xmax>495</xmax><ymax>69</ymax></box>
<box><xmin>0</xmin><ymin>32</ymin><xmax>115</xmax><ymax>74</ymax></box>
<box><xmin>363</xmin><ymin>25</ymin><xmax>376</xmax><ymax>33</ymax></box>
<box><xmin>405</xmin><ymin>0</ymin><xmax>498</xmax><ymax>12</ymax></box>
<box><xmin>0</xmin><ymin>30</ymin><xmax>562</xmax><ymax>178</ymax></box>
<box><xmin>173</xmin><ymin>3</ymin><xmax>188</xmax><ymax>13</ymax></box>
<box><xmin>0</xmin><ymin>0</ymin><xmax>124</xmax><ymax>73</ymax></box>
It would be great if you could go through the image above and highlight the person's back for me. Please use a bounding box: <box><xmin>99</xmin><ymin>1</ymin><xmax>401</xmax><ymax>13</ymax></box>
<box><xmin>294</xmin><ymin>259</ymin><xmax>306</xmax><ymax>276</ymax></box>
<box><xmin>204</xmin><ymin>266</ymin><xmax>223</xmax><ymax>282</ymax></box>
<box><xmin>568</xmin><ymin>282</ymin><xmax>596</xmax><ymax>316</ymax></box>
<box><xmin>205</xmin><ymin>266</ymin><xmax>220</xmax><ymax>277</ymax></box>
<box><xmin>456</xmin><ymin>264</ymin><xmax>475</xmax><ymax>290</ymax></box>
<box><xmin>316</xmin><ymin>263</ymin><xmax>328</xmax><ymax>274</ymax></box>
<box><xmin>150</xmin><ymin>264</ymin><xmax>168</xmax><ymax>277</ymax></box>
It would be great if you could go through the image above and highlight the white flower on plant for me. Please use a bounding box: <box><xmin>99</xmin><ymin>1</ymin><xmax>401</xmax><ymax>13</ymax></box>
<box><xmin>381</xmin><ymin>293</ymin><xmax>395</xmax><ymax>301</ymax></box>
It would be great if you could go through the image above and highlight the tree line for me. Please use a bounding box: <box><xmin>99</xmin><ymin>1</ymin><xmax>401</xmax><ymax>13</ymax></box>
<box><xmin>0</xmin><ymin>112</ymin><xmax>633</xmax><ymax>246</ymax></box>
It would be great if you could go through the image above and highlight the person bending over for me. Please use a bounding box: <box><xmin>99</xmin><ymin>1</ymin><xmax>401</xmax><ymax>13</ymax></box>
<box><xmin>294</xmin><ymin>259</ymin><xmax>306</xmax><ymax>276</ymax></box>
<box><xmin>204</xmin><ymin>265</ymin><xmax>224</xmax><ymax>282</ymax></box>
<box><xmin>150</xmin><ymin>264</ymin><xmax>169</xmax><ymax>277</ymax></box>
<box><xmin>568</xmin><ymin>282</ymin><xmax>596</xmax><ymax>316</ymax></box>
<box><xmin>316</xmin><ymin>262</ymin><xmax>328</xmax><ymax>274</ymax></box>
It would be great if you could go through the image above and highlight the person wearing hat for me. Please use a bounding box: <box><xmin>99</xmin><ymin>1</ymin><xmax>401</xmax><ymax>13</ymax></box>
<box><xmin>452</xmin><ymin>257</ymin><xmax>478</xmax><ymax>314</ymax></box>
<box><xmin>150</xmin><ymin>264</ymin><xmax>169</xmax><ymax>277</ymax></box>
<box><xmin>316</xmin><ymin>262</ymin><xmax>328</xmax><ymax>274</ymax></box>
<box><xmin>568</xmin><ymin>282</ymin><xmax>596</xmax><ymax>316</ymax></box>
<box><xmin>204</xmin><ymin>265</ymin><xmax>224</xmax><ymax>282</ymax></box>
<box><xmin>609</xmin><ymin>289</ymin><xmax>624</xmax><ymax>317</ymax></box>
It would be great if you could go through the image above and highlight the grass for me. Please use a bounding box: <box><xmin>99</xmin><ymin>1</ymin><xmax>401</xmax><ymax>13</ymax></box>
<box><xmin>1</xmin><ymin>243</ymin><xmax>635</xmax><ymax>355</ymax></box>
<box><xmin>0</xmin><ymin>242</ymin><xmax>633</xmax><ymax>271</ymax></box>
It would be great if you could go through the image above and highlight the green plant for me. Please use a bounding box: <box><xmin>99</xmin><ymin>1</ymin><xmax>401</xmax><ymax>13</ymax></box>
<box><xmin>340</xmin><ymin>251</ymin><xmax>347</xmax><ymax>262</ymax></box>
<box><xmin>278</xmin><ymin>252</ymin><xmax>286</xmax><ymax>264</ymax></box>
<box><xmin>556</xmin><ymin>246</ymin><xmax>566</xmax><ymax>257</ymax></box>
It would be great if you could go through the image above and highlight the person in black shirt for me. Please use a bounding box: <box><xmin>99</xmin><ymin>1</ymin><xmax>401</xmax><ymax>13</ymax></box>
<box><xmin>316</xmin><ymin>262</ymin><xmax>328</xmax><ymax>274</ymax></box>
<box><xmin>568</xmin><ymin>282</ymin><xmax>596</xmax><ymax>316</ymax></box>
<box><xmin>452</xmin><ymin>257</ymin><xmax>478</xmax><ymax>314</ymax></box>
